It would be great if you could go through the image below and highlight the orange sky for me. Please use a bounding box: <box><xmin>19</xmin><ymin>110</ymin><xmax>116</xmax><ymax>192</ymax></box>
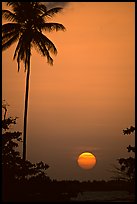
<box><xmin>2</xmin><ymin>2</ymin><xmax>135</xmax><ymax>181</ymax></box>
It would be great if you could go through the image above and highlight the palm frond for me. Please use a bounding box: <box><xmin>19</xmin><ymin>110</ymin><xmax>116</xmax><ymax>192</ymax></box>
<box><xmin>32</xmin><ymin>33</ymin><xmax>53</xmax><ymax>65</ymax></box>
<box><xmin>42</xmin><ymin>22</ymin><xmax>66</xmax><ymax>32</ymax></box>
<box><xmin>2</xmin><ymin>23</ymin><xmax>21</xmax><ymax>51</ymax></box>
<box><xmin>6</xmin><ymin>2</ymin><xmax>32</xmax><ymax>23</ymax></box>
<box><xmin>42</xmin><ymin>7</ymin><xmax>63</xmax><ymax>18</ymax></box>
<box><xmin>2</xmin><ymin>23</ymin><xmax>21</xmax><ymax>34</ymax></box>
<box><xmin>13</xmin><ymin>31</ymin><xmax>32</xmax><ymax>71</ymax></box>
<box><xmin>6</xmin><ymin>2</ymin><xmax>22</xmax><ymax>16</ymax></box>
<box><xmin>40</xmin><ymin>32</ymin><xmax>57</xmax><ymax>55</ymax></box>
<box><xmin>2</xmin><ymin>10</ymin><xmax>16</xmax><ymax>22</ymax></box>
<box><xmin>16</xmin><ymin>45</ymin><xmax>26</xmax><ymax>72</ymax></box>
<box><xmin>2</xmin><ymin>33</ymin><xmax>19</xmax><ymax>51</ymax></box>
<box><xmin>17</xmin><ymin>58</ymin><xmax>20</xmax><ymax>72</ymax></box>
<box><xmin>24</xmin><ymin>49</ymin><xmax>31</xmax><ymax>72</ymax></box>
<box><xmin>6</xmin><ymin>2</ymin><xmax>25</xmax><ymax>11</ymax></box>
<box><xmin>13</xmin><ymin>35</ymin><xmax>24</xmax><ymax>60</ymax></box>
<box><xmin>34</xmin><ymin>41</ymin><xmax>53</xmax><ymax>65</ymax></box>
<box><xmin>6</xmin><ymin>2</ymin><xmax>20</xmax><ymax>6</ymax></box>
<box><xmin>2</xmin><ymin>30</ymin><xmax>19</xmax><ymax>45</ymax></box>
<box><xmin>25</xmin><ymin>53</ymin><xmax>28</xmax><ymax>72</ymax></box>
<box><xmin>36</xmin><ymin>3</ymin><xmax>47</xmax><ymax>15</ymax></box>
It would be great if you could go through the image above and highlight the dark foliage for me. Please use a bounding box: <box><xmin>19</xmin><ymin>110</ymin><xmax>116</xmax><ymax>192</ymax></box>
<box><xmin>2</xmin><ymin>103</ymin><xmax>50</xmax><ymax>202</ymax></box>
<box><xmin>123</xmin><ymin>126</ymin><xmax>135</xmax><ymax>135</ymax></box>
<box><xmin>113</xmin><ymin>126</ymin><xmax>135</xmax><ymax>193</ymax></box>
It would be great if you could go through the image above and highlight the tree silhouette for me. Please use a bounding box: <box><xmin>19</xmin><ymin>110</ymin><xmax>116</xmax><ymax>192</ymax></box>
<box><xmin>112</xmin><ymin>126</ymin><xmax>135</xmax><ymax>193</ymax></box>
<box><xmin>118</xmin><ymin>126</ymin><xmax>135</xmax><ymax>182</ymax></box>
<box><xmin>2</xmin><ymin>101</ymin><xmax>50</xmax><ymax>201</ymax></box>
<box><xmin>2</xmin><ymin>2</ymin><xmax>66</xmax><ymax>160</ymax></box>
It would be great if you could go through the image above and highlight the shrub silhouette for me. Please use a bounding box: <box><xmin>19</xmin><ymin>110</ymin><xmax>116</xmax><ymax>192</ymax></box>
<box><xmin>112</xmin><ymin>126</ymin><xmax>135</xmax><ymax>193</ymax></box>
<box><xmin>2</xmin><ymin>102</ymin><xmax>50</xmax><ymax>202</ymax></box>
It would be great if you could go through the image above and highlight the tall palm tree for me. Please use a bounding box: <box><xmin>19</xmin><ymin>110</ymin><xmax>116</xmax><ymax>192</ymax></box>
<box><xmin>2</xmin><ymin>2</ymin><xmax>66</xmax><ymax>161</ymax></box>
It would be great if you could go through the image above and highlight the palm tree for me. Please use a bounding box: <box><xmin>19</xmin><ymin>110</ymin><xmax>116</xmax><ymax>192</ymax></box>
<box><xmin>2</xmin><ymin>2</ymin><xmax>66</xmax><ymax>161</ymax></box>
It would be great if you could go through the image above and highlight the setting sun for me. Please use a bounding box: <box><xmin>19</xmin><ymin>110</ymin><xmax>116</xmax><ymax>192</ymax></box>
<box><xmin>77</xmin><ymin>152</ymin><xmax>97</xmax><ymax>170</ymax></box>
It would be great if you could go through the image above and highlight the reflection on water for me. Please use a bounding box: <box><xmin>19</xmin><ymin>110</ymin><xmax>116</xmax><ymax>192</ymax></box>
<box><xmin>71</xmin><ymin>191</ymin><xmax>135</xmax><ymax>202</ymax></box>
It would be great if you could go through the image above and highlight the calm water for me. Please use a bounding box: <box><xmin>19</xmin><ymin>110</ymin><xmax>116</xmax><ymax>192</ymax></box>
<box><xmin>71</xmin><ymin>191</ymin><xmax>135</xmax><ymax>202</ymax></box>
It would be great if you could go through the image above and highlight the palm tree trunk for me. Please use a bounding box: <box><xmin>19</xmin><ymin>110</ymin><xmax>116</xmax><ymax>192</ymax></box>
<box><xmin>23</xmin><ymin>52</ymin><xmax>30</xmax><ymax>161</ymax></box>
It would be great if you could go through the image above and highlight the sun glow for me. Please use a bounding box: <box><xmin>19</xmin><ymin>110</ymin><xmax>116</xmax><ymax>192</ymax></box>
<box><xmin>77</xmin><ymin>152</ymin><xmax>96</xmax><ymax>170</ymax></box>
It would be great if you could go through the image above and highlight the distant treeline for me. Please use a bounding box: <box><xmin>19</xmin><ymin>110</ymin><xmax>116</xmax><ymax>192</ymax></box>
<box><xmin>3</xmin><ymin>178</ymin><xmax>134</xmax><ymax>202</ymax></box>
<box><xmin>51</xmin><ymin>179</ymin><xmax>133</xmax><ymax>192</ymax></box>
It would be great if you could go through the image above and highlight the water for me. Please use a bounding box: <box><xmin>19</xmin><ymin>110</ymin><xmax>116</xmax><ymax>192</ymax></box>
<box><xmin>71</xmin><ymin>191</ymin><xmax>135</xmax><ymax>202</ymax></box>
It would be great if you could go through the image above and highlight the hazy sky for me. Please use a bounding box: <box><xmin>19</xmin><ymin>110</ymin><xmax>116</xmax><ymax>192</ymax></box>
<box><xmin>2</xmin><ymin>2</ymin><xmax>135</xmax><ymax>181</ymax></box>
